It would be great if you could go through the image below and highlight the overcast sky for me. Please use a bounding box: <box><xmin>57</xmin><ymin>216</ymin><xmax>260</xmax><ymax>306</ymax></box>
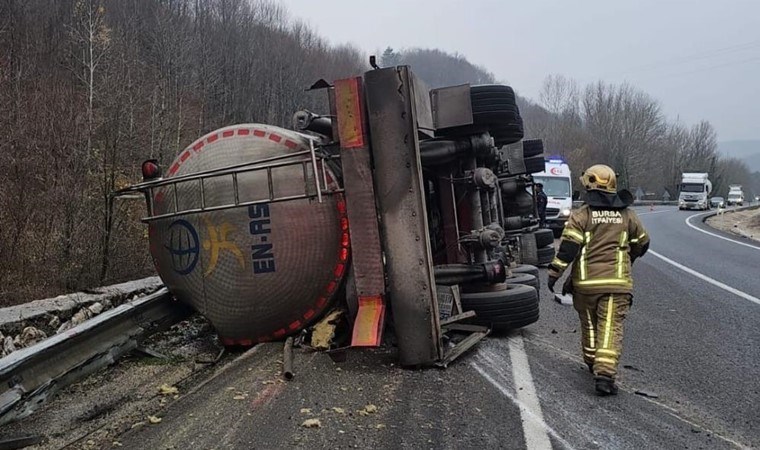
<box><xmin>280</xmin><ymin>0</ymin><xmax>760</xmax><ymax>142</ymax></box>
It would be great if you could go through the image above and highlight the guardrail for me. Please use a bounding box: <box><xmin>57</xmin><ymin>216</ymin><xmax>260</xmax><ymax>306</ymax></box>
<box><xmin>0</xmin><ymin>287</ymin><xmax>190</xmax><ymax>425</ymax></box>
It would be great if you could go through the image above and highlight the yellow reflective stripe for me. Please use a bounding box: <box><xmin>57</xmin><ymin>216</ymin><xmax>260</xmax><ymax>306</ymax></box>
<box><xmin>562</xmin><ymin>228</ymin><xmax>584</xmax><ymax>243</ymax></box>
<box><xmin>630</xmin><ymin>238</ymin><xmax>639</xmax><ymax>243</ymax></box>
<box><xmin>617</xmin><ymin>231</ymin><xmax>628</xmax><ymax>278</ymax></box>
<box><xmin>603</xmin><ymin>295</ymin><xmax>614</xmax><ymax>349</ymax></box>
<box><xmin>551</xmin><ymin>258</ymin><xmax>568</xmax><ymax>269</ymax></box>
<box><xmin>595</xmin><ymin>356</ymin><xmax>617</xmax><ymax>365</ymax></box>
<box><xmin>638</xmin><ymin>232</ymin><xmax>647</xmax><ymax>240</ymax></box>
<box><xmin>576</xmin><ymin>278</ymin><xmax>632</xmax><ymax>286</ymax></box>
<box><xmin>596</xmin><ymin>348</ymin><xmax>617</xmax><ymax>356</ymax></box>
<box><xmin>579</xmin><ymin>232</ymin><xmax>591</xmax><ymax>280</ymax></box>
<box><xmin>586</xmin><ymin>310</ymin><xmax>595</xmax><ymax>348</ymax></box>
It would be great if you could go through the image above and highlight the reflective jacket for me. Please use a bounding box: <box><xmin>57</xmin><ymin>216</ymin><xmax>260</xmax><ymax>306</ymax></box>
<box><xmin>548</xmin><ymin>193</ymin><xmax>649</xmax><ymax>294</ymax></box>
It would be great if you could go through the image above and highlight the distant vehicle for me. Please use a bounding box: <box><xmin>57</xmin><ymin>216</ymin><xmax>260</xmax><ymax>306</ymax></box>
<box><xmin>755</xmin><ymin>195</ymin><xmax>760</xmax><ymax>202</ymax></box>
<box><xmin>678</xmin><ymin>173</ymin><xmax>712</xmax><ymax>210</ymax></box>
<box><xmin>726</xmin><ymin>184</ymin><xmax>744</xmax><ymax>206</ymax></box>
<box><xmin>710</xmin><ymin>196</ymin><xmax>725</xmax><ymax>209</ymax></box>
<box><xmin>533</xmin><ymin>158</ymin><xmax>572</xmax><ymax>237</ymax></box>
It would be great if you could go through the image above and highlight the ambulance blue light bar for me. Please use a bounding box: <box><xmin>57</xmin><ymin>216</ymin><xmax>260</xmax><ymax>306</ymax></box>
<box><xmin>546</xmin><ymin>155</ymin><xmax>566</xmax><ymax>164</ymax></box>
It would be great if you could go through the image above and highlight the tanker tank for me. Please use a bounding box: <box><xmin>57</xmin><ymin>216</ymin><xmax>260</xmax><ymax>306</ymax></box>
<box><xmin>147</xmin><ymin>124</ymin><xmax>349</xmax><ymax>345</ymax></box>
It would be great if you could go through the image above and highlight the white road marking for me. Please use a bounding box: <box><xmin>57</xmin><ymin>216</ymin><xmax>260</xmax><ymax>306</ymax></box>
<box><xmin>685</xmin><ymin>212</ymin><xmax>760</xmax><ymax>250</ymax></box>
<box><xmin>649</xmin><ymin>250</ymin><xmax>760</xmax><ymax>306</ymax></box>
<box><xmin>472</xmin><ymin>334</ymin><xmax>572</xmax><ymax>450</ymax></box>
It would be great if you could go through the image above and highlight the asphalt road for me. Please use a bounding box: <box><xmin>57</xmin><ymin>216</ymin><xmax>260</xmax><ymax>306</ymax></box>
<box><xmin>92</xmin><ymin>207</ymin><xmax>760</xmax><ymax>449</ymax></box>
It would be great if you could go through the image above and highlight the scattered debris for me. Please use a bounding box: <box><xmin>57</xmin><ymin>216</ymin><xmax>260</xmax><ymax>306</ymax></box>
<box><xmin>88</xmin><ymin>302</ymin><xmax>104</xmax><ymax>315</ymax></box>
<box><xmin>634</xmin><ymin>390</ymin><xmax>659</xmax><ymax>399</ymax></box>
<box><xmin>358</xmin><ymin>404</ymin><xmax>378</xmax><ymax>416</ymax></box>
<box><xmin>550</xmin><ymin>329</ymin><xmax>558</xmax><ymax>334</ymax></box>
<box><xmin>158</xmin><ymin>384</ymin><xmax>179</xmax><ymax>396</ymax></box>
<box><xmin>623</xmin><ymin>364</ymin><xmax>643</xmax><ymax>372</ymax></box>
<box><xmin>0</xmin><ymin>335</ymin><xmax>12</xmax><ymax>357</ymax></box>
<box><xmin>283</xmin><ymin>336</ymin><xmax>295</xmax><ymax>380</ymax></box>
<box><xmin>57</xmin><ymin>321</ymin><xmax>74</xmax><ymax>334</ymax></box>
<box><xmin>70</xmin><ymin>308</ymin><xmax>94</xmax><ymax>326</ymax></box>
<box><xmin>233</xmin><ymin>394</ymin><xmax>247</xmax><ymax>400</ymax></box>
<box><xmin>376</xmin><ymin>424</ymin><xmax>387</xmax><ymax>429</ymax></box>
<box><xmin>15</xmin><ymin>326</ymin><xmax>47</xmax><ymax>348</ymax></box>
<box><xmin>301</xmin><ymin>418</ymin><xmax>322</xmax><ymax>428</ymax></box>
<box><xmin>300</xmin><ymin>408</ymin><xmax>312</xmax><ymax>414</ymax></box>
<box><xmin>48</xmin><ymin>315</ymin><xmax>61</xmax><ymax>329</ymax></box>
<box><xmin>310</xmin><ymin>310</ymin><xmax>344</xmax><ymax>350</ymax></box>
<box><xmin>148</xmin><ymin>415</ymin><xmax>162</xmax><ymax>424</ymax></box>
<box><xmin>331</xmin><ymin>407</ymin><xmax>346</xmax><ymax>414</ymax></box>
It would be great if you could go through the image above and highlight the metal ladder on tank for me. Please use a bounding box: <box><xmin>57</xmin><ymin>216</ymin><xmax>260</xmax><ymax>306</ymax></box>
<box><xmin>115</xmin><ymin>139</ymin><xmax>342</xmax><ymax>223</ymax></box>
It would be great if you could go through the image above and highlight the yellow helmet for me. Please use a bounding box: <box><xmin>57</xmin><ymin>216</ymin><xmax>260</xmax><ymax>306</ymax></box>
<box><xmin>580</xmin><ymin>164</ymin><xmax>617</xmax><ymax>193</ymax></box>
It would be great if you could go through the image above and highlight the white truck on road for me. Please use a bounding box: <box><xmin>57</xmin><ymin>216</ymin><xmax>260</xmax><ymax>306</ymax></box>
<box><xmin>726</xmin><ymin>185</ymin><xmax>744</xmax><ymax>206</ymax></box>
<box><xmin>678</xmin><ymin>173</ymin><xmax>712</xmax><ymax>210</ymax></box>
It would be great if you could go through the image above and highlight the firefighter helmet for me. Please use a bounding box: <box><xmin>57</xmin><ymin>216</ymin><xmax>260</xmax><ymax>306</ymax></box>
<box><xmin>580</xmin><ymin>164</ymin><xmax>617</xmax><ymax>193</ymax></box>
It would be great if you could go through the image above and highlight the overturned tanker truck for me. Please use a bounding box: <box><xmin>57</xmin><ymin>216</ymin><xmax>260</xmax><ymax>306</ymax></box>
<box><xmin>115</xmin><ymin>65</ymin><xmax>553</xmax><ymax>367</ymax></box>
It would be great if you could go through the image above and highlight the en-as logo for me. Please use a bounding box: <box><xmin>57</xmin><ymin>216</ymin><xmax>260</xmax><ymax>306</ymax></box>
<box><xmin>165</xmin><ymin>219</ymin><xmax>199</xmax><ymax>275</ymax></box>
<box><xmin>550</xmin><ymin>167</ymin><xmax>562</xmax><ymax>175</ymax></box>
<box><xmin>202</xmin><ymin>217</ymin><xmax>246</xmax><ymax>277</ymax></box>
<box><xmin>249</xmin><ymin>204</ymin><xmax>276</xmax><ymax>273</ymax></box>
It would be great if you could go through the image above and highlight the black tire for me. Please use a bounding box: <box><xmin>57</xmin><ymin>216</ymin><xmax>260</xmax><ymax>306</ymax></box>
<box><xmin>471</xmin><ymin>84</ymin><xmax>516</xmax><ymax>97</ymax></box>
<box><xmin>473</xmin><ymin>111</ymin><xmax>521</xmax><ymax>126</ymax></box>
<box><xmin>506</xmin><ymin>273</ymin><xmax>538</xmax><ymax>290</ymax></box>
<box><xmin>524</xmin><ymin>155</ymin><xmax>546</xmax><ymax>174</ymax></box>
<box><xmin>471</xmin><ymin>97</ymin><xmax>518</xmax><ymax>108</ymax></box>
<box><xmin>461</xmin><ymin>284</ymin><xmax>539</xmax><ymax>332</ymax></box>
<box><xmin>472</xmin><ymin>103</ymin><xmax>520</xmax><ymax>114</ymax></box>
<box><xmin>492</xmin><ymin>126</ymin><xmax>525</xmax><ymax>147</ymax></box>
<box><xmin>512</xmin><ymin>264</ymin><xmax>539</xmax><ymax>278</ymax></box>
<box><xmin>461</xmin><ymin>284</ymin><xmax>536</xmax><ymax>313</ymax></box>
<box><xmin>522</xmin><ymin>139</ymin><xmax>544</xmax><ymax>158</ymax></box>
<box><xmin>537</xmin><ymin>245</ymin><xmax>555</xmax><ymax>266</ymax></box>
<box><xmin>533</xmin><ymin>228</ymin><xmax>554</xmax><ymax>247</ymax></box>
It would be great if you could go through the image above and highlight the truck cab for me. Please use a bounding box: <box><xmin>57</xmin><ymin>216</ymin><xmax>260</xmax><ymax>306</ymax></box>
<box><xmin>678</xmin><ymin>173</ymin><xmax>712</xmax><ymax>211</ymax></box>
<box><xmin>726</xmin><ymin>185</ymin><xmax>744</xmax><ymax>206</ymax></box>
<box><xmin>533</xmin><ymin>158</ymin><xmax>572</xmax><ymax>237</ymax></box>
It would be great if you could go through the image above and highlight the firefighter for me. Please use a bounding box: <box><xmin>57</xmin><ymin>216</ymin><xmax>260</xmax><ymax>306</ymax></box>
<box><xmin>546</xmin><ymin>164</ymin><xmax>649</xmax><ymax>396</ymax></box>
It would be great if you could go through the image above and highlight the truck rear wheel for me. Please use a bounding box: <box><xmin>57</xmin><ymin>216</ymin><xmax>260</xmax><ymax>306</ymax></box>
<box><xmin>460</xmin><ymin>284</ymin><xmax>539</xmax><ymax>332</ymax></box>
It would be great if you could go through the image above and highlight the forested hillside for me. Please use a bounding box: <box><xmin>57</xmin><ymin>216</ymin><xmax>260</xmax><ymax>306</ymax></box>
<box><xmin>0</xmin><ymin>0</ymin><xmax>364</xmax><ymax>305</ymax></box>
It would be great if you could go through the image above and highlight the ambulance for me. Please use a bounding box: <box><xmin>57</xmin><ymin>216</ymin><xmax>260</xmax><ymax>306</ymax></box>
<box><xmin>532</xmin><ymin>158</ymin><xmax>573</xmax><ymax>237</ymax></box>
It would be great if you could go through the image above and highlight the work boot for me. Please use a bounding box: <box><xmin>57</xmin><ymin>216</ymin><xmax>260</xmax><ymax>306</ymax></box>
<box><xmin>594</xmin><ymin>375</ymin><xmax>618</xmax><ymax>396</ymax></box>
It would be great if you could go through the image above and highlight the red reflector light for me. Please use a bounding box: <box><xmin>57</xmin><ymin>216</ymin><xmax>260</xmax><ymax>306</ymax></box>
<box><xmin>142</xmin><ymin>159</ymin><xmax>161</xmax><ymax>180</ymax></box>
